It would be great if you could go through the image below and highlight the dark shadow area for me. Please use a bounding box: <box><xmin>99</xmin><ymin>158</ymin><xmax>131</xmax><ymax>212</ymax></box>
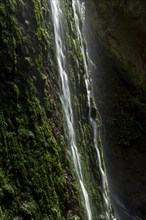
<box><xmin>83</xmin><ymin>0</ymin><xmax>146</xmax><ymax>219</ymax></box>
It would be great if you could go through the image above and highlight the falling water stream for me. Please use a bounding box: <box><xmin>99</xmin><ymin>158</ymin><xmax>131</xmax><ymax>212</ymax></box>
<box><xmin>50</xmin><ymin>0</ymin><xmax>92</xmax><ymax>219</ymax></box>
<box><xmin>72</xmin><ymin>0</ymin><xmax>112</xmax><ymax>219</ymax></box>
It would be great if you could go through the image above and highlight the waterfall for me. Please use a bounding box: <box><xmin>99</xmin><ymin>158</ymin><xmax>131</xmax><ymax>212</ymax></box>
<box><xmin>72</xmin><ymin>0</ymin><xmax>112</xmax><ymax>219</ymax></box>
<box><xmin>50</xmin><ymin>0</ymin><xmax>92</xmax><ymax>219</ymax></box>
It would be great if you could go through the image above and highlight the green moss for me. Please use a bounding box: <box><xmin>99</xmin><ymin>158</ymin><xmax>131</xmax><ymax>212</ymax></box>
<box><xmin>59</xmin><ymin>1</ymin><xmax>108</xmax><ymax>218</ymax></box>
<box><xmin>0</xmin><ymin>0</ymin><xmax>84</xmax><ymax>219</ymax></box>
<box><xmin>0</xmin><ymin>0</ymin><xmax>113</xmax><ymax>219</ymax></box>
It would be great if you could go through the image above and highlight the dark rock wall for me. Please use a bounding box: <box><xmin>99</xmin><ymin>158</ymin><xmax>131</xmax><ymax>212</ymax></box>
<box><xmin>83</xmin><ymin>0</ymin><xmax>146</xmax><ymax>219</ymax></box>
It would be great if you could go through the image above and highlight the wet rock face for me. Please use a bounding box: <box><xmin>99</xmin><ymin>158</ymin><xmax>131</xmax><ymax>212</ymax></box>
<box><xmin>83</xmin><ymin>0</ymin><xmax>146</xmax><ymax>219</ymax></box>
<box><xmin>85</xmin><ymin>0</ymin><xmax>146</xmax><ymax>82</ymax></box>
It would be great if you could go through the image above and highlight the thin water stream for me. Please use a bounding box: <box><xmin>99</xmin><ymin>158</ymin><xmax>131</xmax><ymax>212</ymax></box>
<box><xmin>72</xmin><ymin>0</ymin><xmax>112</xmax><ymax>219</ymax></box>
<box><xmin>50</xmin><ymin>0</ymin><xmax>92</xmax><ymax>219</ymax></box>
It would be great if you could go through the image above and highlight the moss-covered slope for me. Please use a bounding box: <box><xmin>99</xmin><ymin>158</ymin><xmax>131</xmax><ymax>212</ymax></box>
<box><xmin>0</xmin><ymin>0</ymin><xmax>85</xmax><ymax>219</ymax></box>
<box><xmin>0</xmin><ymin>0</ymin><xmax>111</xmax><ymax>219</ymax></box>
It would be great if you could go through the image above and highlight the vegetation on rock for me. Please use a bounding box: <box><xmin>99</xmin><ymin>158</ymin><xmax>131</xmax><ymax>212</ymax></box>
<box><xmin>0</xmin><ymin>0</ymin><xmax>84</xmax><ymax>219</ymax></box>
